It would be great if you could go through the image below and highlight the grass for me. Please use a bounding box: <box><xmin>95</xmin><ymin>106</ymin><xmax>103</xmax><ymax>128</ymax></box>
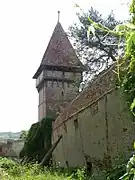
<box><xmin>0</xmin><ymin>157</ymin><xmax>126</xmax><ymax>179</ymax></box>
<box><xmin>0</xmin><ymin>157</ymin><xmax>86</xmax><ymax>180</ymax></box>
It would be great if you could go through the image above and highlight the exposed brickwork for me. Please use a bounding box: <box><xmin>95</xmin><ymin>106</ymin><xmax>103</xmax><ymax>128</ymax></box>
<box><xmin>53</xmin><ymin>65</ymin><xmax>116</xmax><ymax>130</ymax></box>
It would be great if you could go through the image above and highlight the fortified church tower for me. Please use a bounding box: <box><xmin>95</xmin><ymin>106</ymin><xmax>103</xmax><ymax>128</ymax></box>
<box><xmin>33</xmin><ymin>12</ymin><xmax>85</xmax><ymax>120</ymax></box>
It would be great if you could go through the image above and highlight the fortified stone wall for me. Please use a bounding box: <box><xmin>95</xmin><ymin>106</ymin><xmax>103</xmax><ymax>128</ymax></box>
<box><xmin>52</xmin><ymin>65</ymin><xmax>135</xmax><ymax>170</ymax></box>
<box><xmin>53</xmin><ymin>65</ymin><xmax>116</xmax><ymax>129</ymax></box>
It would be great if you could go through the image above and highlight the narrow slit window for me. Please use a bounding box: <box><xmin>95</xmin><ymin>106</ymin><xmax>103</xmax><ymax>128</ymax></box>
<box><xmin>74</xmin><ymin>118</ymin><xmax>78</xmax><ymax>129</ymax></box>
<box><xmin>65</xmin><ymin>160</ymin><xmax>69</xmax><ymax>167</ymax></box>
<box><xmin>45</xmin><ymin>81</ymin><xmax>48</xmax><ymax>87</ymax></box>
<box><xmin>51</xmin><ymin>81</ymin><xmax>53</xmax><ymax>88</ymax></box>
<box><xmin>62</xmin><ymin>82</ymin><xmax>64</xmax><ymax>88</ymax></box>
<box><xmin>62</xmin><ymin>72</ymin><xmax>65</xmax><ymax>77</ymax></box>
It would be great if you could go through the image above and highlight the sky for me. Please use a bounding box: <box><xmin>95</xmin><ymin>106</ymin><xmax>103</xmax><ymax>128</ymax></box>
<box><xmin>0</xmin><ymin>0</ymin><xmax>130</xmax><ymax>132</ymax></box>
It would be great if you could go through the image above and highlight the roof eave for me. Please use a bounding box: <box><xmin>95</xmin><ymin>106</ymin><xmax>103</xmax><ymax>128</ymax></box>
<box><xmin>32</xmin><ymin>65</ymin><xmax>44</xmax><ymax>79</ymax></box>
<box><xmin>33</xmin><ymin>64</ymin><xmax>87</xmax><ymax>79</ymax></box>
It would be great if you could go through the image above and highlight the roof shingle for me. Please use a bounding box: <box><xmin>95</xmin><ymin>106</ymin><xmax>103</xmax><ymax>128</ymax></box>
<box><xmin>41</xmin><ymin>22</ymin><xmax>83</xmax><ymax>67</ymax></box>
<box><xmin>33</xmin><ymin>22</ymin><xmax>85</xmax><ymax>79</ymax></box>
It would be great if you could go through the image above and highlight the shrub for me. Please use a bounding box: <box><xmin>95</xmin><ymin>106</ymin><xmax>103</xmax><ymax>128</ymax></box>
<box><xmin>20</xmin><ymin>116</ymin><xmax>55</xmax><ymax>163</ymax></box>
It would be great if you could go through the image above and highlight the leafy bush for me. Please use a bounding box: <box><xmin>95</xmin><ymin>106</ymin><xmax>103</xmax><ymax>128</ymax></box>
<box><xmin>20</xmin><ymin>116</ymin><xmax>55</xmax><ymax>163</ymax></box>
<box><xmin>0</xmin><ymin>158</ymin><xmax>88</xmax><ymax>180</ymax></box>
<box><xmin>105</xmin><ymin>164</ymin><xmax>126</xmax><ymax>180</ymax></box>
<box><xmin>119</xmin><ymin>152</ymin><xmax>135</xmax><ymax>180</ymax></box>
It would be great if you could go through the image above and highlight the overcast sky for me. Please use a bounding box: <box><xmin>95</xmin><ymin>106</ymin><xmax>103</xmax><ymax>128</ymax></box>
<box><xmin>0</xmin><ymin>0</ymin><xmax>130</xmax><ymax>132</ymax></box>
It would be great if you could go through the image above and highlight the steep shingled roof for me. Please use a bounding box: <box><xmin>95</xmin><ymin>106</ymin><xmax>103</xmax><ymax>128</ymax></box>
<box><xmin>33</xmin><ymin>22</ymin><xmax>85</xmax><ymax>79</ymax></box>
<box><xmin>42</xmin><ymin>22</ymin><xmax>83</xmax><ymax>67</ymax></box>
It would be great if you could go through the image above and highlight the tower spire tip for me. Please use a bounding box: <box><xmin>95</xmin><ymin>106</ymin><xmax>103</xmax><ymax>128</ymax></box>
<box><xmin>58</xmin><ymin>11</ymin><xmax>60</xmax><ymax>22</ymax></box>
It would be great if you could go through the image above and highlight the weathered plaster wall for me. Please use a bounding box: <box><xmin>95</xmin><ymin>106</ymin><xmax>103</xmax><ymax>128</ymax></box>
<box><xmin>107</xmin><ymin>90</ymin><xmax>135</xmax><ymax>165</ymax></box>
<box><xmin>0</xmin><ymin>143</ymin><xmax>8</xmax><ymax>156</ymax></box>
<box><xmin>0</xmin><ymin>140</ymin><xmax>24</xmax><ymax>157</ymax></box>
<box><xmin>38</xmin><ymin>69</ymin><xmax>82</xmax><ymax>120</ymax></box>
<box><xmin>5</xmin><ymin>140</ymin><xmax>24</xmax><ymax>157</ymax></box>
<box><xmin>52</xmin><ymin>89</ymin><xmax>135</xmax><ymax>169</ymax></box>
<box><xmin>45</xmin><ymin>80</ymin><xmax>79</xmax><ymax>118</ymax></box>
<box><xmin>52</xmin><ymin>65</ymin><xmax>135</xmax><ymax>170</ymax></box>
<box><xmin>53</xmin><ymin>65</ymin><xmax>115</xmax><ymax>128</ymax></box>
<box><xmin>11</xmin><ymin>140</ymin><xmax>24</xmax><ymax>157</ymax></box>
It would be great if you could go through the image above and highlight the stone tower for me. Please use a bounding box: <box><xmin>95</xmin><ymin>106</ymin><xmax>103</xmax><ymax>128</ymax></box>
<box><xmin>33</xmin><ymin>13</ymin><xmax>85</xmax><ymax>120</ymax></box>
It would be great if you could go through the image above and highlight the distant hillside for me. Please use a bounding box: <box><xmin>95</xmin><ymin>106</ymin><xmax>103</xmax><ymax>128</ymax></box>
<box><xmin>0</xmin><ymin>132</ymin><xmax>21</xmax><ymax>140</ymax></box>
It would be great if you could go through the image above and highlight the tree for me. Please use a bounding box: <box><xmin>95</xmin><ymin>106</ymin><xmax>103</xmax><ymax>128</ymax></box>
<box><xmin>20</xmin><ymin>130</ymin><xmax>28</xmax><ymax>140</ymax></box>
<box><xmin>68</xmin><ymin>7</ymin><xmax>124</xmax><ymax>84</ymax></box>
<box><xmin>82</xmin><ymin>2</ymin><xmax>135</xmax><ymax>115</ymax></box>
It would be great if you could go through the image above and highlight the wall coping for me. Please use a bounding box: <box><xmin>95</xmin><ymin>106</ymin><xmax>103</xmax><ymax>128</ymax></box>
<box><xmin>53</xmin><ymin>63</ymin><xmax>117</xmax><ymax>132</ymax></box>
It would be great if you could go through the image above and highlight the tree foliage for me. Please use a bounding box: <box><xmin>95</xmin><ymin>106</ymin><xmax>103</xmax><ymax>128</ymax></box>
<box><xmin>69</xmin><ymin>7</ymin><xmax>124</xmax><ymax>83</ymax></box>
<box><xmin>19</xmin><ymin>116</ymin><xmax>55</xmax><ymax>164</ymax></box>
<box><xmin>74</xmin><ymin>0</ymin><xmax>135</xmax><ymax>116</ymax></box>
<box><xmin>20</xmin><ymin>130</ymin><xmax>28</xmax><ymax>140</ymax></box>
<box><xmin>117</xmin><ymin>0</ymin><xmax>135</xmax><ymax>116</ymax></box>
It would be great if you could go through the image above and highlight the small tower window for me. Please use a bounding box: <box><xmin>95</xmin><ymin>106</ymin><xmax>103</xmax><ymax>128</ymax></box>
<box><xmin>61</xmin><ymin>90</ymin><xmax>64</xmax><ymax>100</ymax></box>
<box><xmin>62</xmin><ymin>72</ymin><xmax>65</xmax><ymax>77</ymax></box>
<box><xmin>74</xmin><ymin>118</ymin><xmax>78</xmax><ymax>130</ymax></box>
<box><xmin>52</xmin><ymin>81</ymin><xmax>54</xmax><ymax>88</ymax></box>
<box><xmin>45</xmin><ymin>81</ymin><xmax>48</xmax><ymax>87</ymax></box>
<box><xmin>57</xmin><ymin>81</ymin><xmax>59</xmax><ymax>87</ymax></box>
<box><xmin>62</xmin><ymin>82</ymin><xmax>64</xmax><ymax>88</ymax></box>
